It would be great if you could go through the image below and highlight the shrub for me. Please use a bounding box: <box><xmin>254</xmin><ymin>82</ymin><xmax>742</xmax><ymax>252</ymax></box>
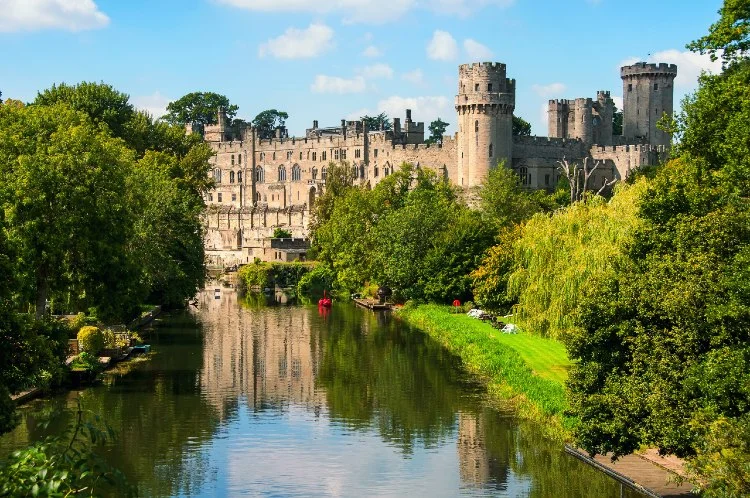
<box><xmin>70</xmin><ymin>352</ymin><xmax>102</xmax><ymax>373</ymax></box>
<box><xmin>297</xmin><ymin>265</ymin><xmax>335</xmax><ymax>297</ymax></box>
<box><xmin>77</xmin><ymin>326</ymin><xmax>104</xmax><ymax>355</ymax></box>
<box><xmin>68</xmin><ymin>312</ymin><xmax>87</xmax><ymax>334</ymax></box>
<box><xmin>272</xmin><ymin>228</ymin><xmax>292</xmax><ymax>239</ymax></box>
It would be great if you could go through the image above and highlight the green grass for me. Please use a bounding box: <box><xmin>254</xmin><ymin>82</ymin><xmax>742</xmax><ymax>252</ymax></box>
<box><xmin>398</xmin><ymin>304</ymin><xmax>574</xmax><ymax>438</ymax></box>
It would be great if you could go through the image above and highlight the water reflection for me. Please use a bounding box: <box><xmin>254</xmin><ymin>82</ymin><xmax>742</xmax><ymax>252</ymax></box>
<box><xmin>0</xmin><ymin>287</ymin><xmax>642</xmax><ymax>497</ymax></box>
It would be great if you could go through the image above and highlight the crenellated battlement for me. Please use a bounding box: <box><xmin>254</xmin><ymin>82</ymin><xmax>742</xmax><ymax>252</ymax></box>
<box><xmin>621</xmin><ymin>62</ymin><xmax>678</xmax><ymax>77</ymax></box>
<box><xmin>592</xmin><ymin>144</ymin><xmax>668</xmax><ymax>154</ymax></box>
<box><xmin>458</xmin><ymin>62</ymin><xmax>507</xmax><ymax>73</ymax></box>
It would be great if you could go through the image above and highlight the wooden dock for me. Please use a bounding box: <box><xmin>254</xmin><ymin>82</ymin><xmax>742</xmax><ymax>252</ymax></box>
<box><xmin>565</xmin><ymin>445</ymin><xmax>695</xmax><ymax>497</ymax></box>
<box><xmin>353</xmin><ymin>298</ymin><xmax>392</xmax><ymax>311</ymax></box>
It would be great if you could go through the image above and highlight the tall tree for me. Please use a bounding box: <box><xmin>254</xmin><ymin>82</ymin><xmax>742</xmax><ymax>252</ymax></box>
<box><xmin>361</xmin><ymin>112</ymin><xmax>392</xmax><ymax>132</ymax></box>
<box><xmin>164</xmin><ymin>92</ymin><xmax>238</xmax><ymax>127</ymax></box>
<box><xmin>0</xmin><ymin>102</ymin><xmax>136</xmax><ymax>319</ymax></box>
<box><xmin>612</xmin><ymin>105</ymin><xmax>623</xmax><ymax>135</ymax></box>
<box><xmin>426</xmin><ymin>118</ymin><xmax>449</xmax><ymax>145</ymax></box>
<box><xmin>512</xmin><ymin>115</ymin><xmax>532</xmax><ymax>136</ymax></box>
<box><xmin>252</xmin><ymin>109</ymin><xmax>289</xmax><ymax>139</ymax></box>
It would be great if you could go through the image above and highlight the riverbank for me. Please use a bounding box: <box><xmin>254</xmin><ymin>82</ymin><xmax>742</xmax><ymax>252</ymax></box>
<box><xmin>397</xmin><ymin>304</ymin><xmax>573</xmax><ymax>439</ymax></box>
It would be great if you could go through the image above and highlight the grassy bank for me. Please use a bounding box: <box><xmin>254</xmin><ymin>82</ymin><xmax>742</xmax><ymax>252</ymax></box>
<box><xmin>397</xmin><ymin>304</ymin><xmax>573</xmax><ymax>439</ymax></box>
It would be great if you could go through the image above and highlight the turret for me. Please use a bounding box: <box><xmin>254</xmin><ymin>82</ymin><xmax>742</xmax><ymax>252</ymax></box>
<box><xmin>621</xmin><ymin>62</ymin><xmax>677</xmax><ymax>146</ymax></box>
<box><xmin>455</xmin><ymin>62</ymin><xmax>515</xmax><ymax>187</ymax></box>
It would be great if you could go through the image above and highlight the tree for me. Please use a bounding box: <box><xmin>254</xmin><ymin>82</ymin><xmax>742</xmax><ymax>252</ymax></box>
<box><xmin>252</xmin><ymin>109</ymin><xmax>289</xmax><ymax>139</ymax></box>
<box><xmin>557</xmin><ymin>157</ymin><xmax>616</xmax><ymax>203</ymax></box>
<box><xmin>477</xmin><ymin>164</ymin><xmax>546</xmax><ymax>229</ymax></box>
<box><xmin>687</xmin><ymin>0</ymin><xmax>750</xmax><ymax>65</ymax></box>
<box><xmin>0</xmin><ymin>102</ymin><xmax>135</xmax><ymax>319</ymax></box>
<box><xmin>613</xmin><ymin>105</ymin><xmax>623</xmax><ymax>135</ymax></box>
<box><xmin>272</xmin><ymin>228</ymin><xmax>292</xmax><ymax>239</ymax></box>
<box><xmin>426</xmin><ymin>118</ymin><xmax>449</xmax><ymax>145</ymax></box>
<box><xmin>513</xmin><ymin>115</ymin><xmax>531</xmax><ymax>136</ymax></box>
<box><xmin>34</xmin><ymin>82</ymin><xmax>135</xmax><ymax>139</ymax></box>
<box><xmin>163</xmin><ymin>92</ymin><xmax>238</xmax><ymax>127</ymax></box>
<box><xmin>361</xmin><ymin>112</ymin><xmax>392</xmax><ymax>132</ymax></box>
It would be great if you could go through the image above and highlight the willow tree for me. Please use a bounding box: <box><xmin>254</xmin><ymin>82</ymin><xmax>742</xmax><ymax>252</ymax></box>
<box><xmin>505</xmin><ymin>180</ymin><xmax>646</xmax><ymax>339</ymax></box>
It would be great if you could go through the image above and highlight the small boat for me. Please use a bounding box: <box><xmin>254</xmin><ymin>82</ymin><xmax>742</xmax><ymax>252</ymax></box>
<box><xmin>318</xmin><ymin>290</ymin><xmax>332</xmax><ymax>308</ymax></box>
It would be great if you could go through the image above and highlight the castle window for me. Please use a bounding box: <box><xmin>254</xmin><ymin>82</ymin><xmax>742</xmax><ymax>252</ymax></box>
<box><xmin>299</xmin><ymin>152</ymin><xmax>303</xmax><ymax>160</ymax></box>
<box><xmin>488</xmin><ymin>83</ymin><xmax>493</xmax><ymax>92</ymax></box>
<box><xmin>292</xmin><ymin>164</ymin><xmax>301</xmax><ymax>181</ymax></box>
<box><xmin>273</xmin><ymin>152</ymin><xmax>276</xmax><ymax>160</ymax></box>
<box><xmin>218</xmin><ymin>193</ymin><xmax>223</xmax><ymax>202</ymax></box>
<box><xmin>256</xmin><ymin>192</ymin><xmax>261</xmax><ymax>202</ymax></box>
<box><xmin>255</xmin><ymin>166</ymin><xmax>264</xmax><ymax>183</ymax></box>
<box><xmin>322</xmin><ymin>151</ymin><xmax>327</xmax><ymax>161</ymax></box>
<box><xmin>231</xmin><ymin>154</ymin><xmax>235</xmax><ymax>165</ymax></box>
<box><xmin>545</xmin><ymin>174</ymin><xmax>550</xmax><ymax>186</ymax></box>
<box><xmin>237</xmin><ymin>171</ymin><xmax>242</xmax><ymax>183</ymax></box>
<box><xmin>208</xmin><ymin>193</ymin><xmax>213</xmax><ymax>201</ymax></box>
<box><xmin>312</xmin><ymin>167</ymin><xmax>318</xmax><ymax>180</ymax></box>
<box><xmin>628</xmin><ymin>84</ymin><xmax>633</xmax><ymax>92</ymax></box>
<box><xmin>260</xmin><ymin>152</ymin><xmax>265</xmax><ymax>161</ymax></box>
<box><xmin>475</xmin><ymin>120</ymin><xmax>479</xmax><ymax>133</ymax></box>
<box><xmin>322</xmin><ymin>167</ymin><xmax>327</xmax><ymax>181</ymax></box>
<box><xmin>238</xmin><ymin>154</ymin><xmax>241</xmax><ymax>165</ymax></box>
<box><xmin>232</xmin><ymin>193</ymin><xmax>237</xmax><ymax>202</ymax></box>
<box><xmin>287</xmin><ymin>151</ymin><xmax>293</xmax><ymax>160</ymax></box>
<box><xmin>360</xmin><ymin>164</ymin><xmax>365</xmax><ymax>178</ymax></box>
<box><xmin>213</xmin><ymin>169</ymin><xmax>222</xmax><ymax>184</ymax></box>
<box><xmin>312</xmin><ymin>151</ymin><xmax>317</xmax><ymax>161</ymax></box>
<box><xmin>519</xmin><ymin>167</ymin><xmax>529</xmax><ymax>186</ymax></box>
<box><xmin>229</xmin><ymin>171</ymin><xmax>235</xmax><ymax>183</ymax></box>
<box><xmin>374</xmin><ymin>166</ymin><xmax>379</xmax><ymax>177</ymax></box>
<box><xmin>278</xmin><ymin>165</ymin><xmax>287</xmax><ymax>181</ymax></box>
<box><xmin>475</xmin><ymin>83</ymin><xmax>479</xmax><ymax>91</ymax></box>
<box><xmin>654</xmin><ymin>83</ymin><xmax>659</xmax><ymax>90</ymax></box>
<box><xmin>374</xmin><ymin>149</ymin><xmax>378</xmax><ymax>158</ymax></box>
<box><xmin>351</xmin><ymin>166</ymin><xmax>358</xmax><ymax>178</ymax></box>
<box><xmin>489</xmin><ymin>143</ymin><xmax>493</xmax><ymax>158</ymax></box>
<box><xmin>334</xmin><ymin>149</ymin><xmax>339</xmax><ymax>160</ymax></box>
<box><xmin>342</xmin><ymin>149</ymin><xmax>347</xmax><ymax>160</ymax></box>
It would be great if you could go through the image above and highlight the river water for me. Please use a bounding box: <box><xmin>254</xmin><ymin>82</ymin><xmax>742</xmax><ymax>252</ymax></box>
<box><xmin>0</xmin><ymin>288</ymin><xmax>643</xmax><ymax>497</ymax></box>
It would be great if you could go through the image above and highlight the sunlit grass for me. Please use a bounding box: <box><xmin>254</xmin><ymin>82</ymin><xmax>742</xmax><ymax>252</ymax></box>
<box><xmin>398</xmin><ymin>304</ymin><xmax>574</xmax><ymax>438</ymax></box>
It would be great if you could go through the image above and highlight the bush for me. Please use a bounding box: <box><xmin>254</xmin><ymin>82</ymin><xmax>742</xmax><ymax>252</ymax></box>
<box><xmin>272</xmin><ymin>228</ymin><xmax>292</xmax><ymax>239</ymax></box>
<box><xmin>68</xmin><ymin>312</ymin><xmax>87</xmax><ymax>334</ymax></box>
<box><xmin>297</xmin><ymin>265</ymin><xmax>335</xmax><ymax>297</ymax></box>
<box><xmin>77</xmin><ymin>326</ymin><xmax>104</xmax><ymax>355</ymax></box>
<box><xmin>70</xmin><ymin>352</ymin><xmax>102</xmax><ymax>373</ymax></box>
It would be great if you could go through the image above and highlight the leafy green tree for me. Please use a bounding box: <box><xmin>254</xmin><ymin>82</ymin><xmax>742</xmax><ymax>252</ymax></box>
<box><xmin>613</xmin><ymin>105</ymin><xmax>623</xmax><ymax>135</ymax></box>
<box><xmin>361</xmin><ymin>112</ymin><xmax>392</xmax><ymax>132</ymax></box>
<box><xmin>252</xmin><ymin>109</ymin><xmax>289</xmax><ymax>139</ymax></box>
<box><xmin>425</xmin><ymin>118</ymin><xmax>449</xmax><ymax>145</ymax></box>
<box><xmin>164</xmin><ymin>92</ymin><xmax>238</xmax><ymax>127</ymax></box>
<box><xmin>470</xmin><ymin>225</ymin><xmax>522</xmax><ymax>311</ymax></box>
<box><xmin>687</xmin><ymin>0</ymin><xmax>750</xmax><ymax>64</ymax></box>
<box><xmin>34</xmin><ymin>82</ymin><xmax>135</xmax><ymax>140</ymax></box>
<box><xmin>512</xmin><ymin>115</ymin><xmax>531</xmax><ymax>136</ymax></box>
<box><xmin>478</xmin><ymin>164</ymin><xmax>547</xmax><ymax>229</ymax></box>
<box><xmin>272</xmin><ymin>228</ymin><xmax>293</xmax><ymax>239</ymax></box>
<box><xmin>0</xmin><ymin>102</ymin><xmax>136</xmax><ymax>319</ymax></box>
<box><xmin>309</xmin><ymin>162</ymin><xmax>357</xmax><ymax>239</ymax></box>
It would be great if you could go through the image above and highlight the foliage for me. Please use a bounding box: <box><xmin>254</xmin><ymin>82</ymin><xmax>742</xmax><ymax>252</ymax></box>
<box><xmin>477</xmin><ymin>164</ymin><xmax>552</xmax><ymax>230</ymax></box>
<box><xmin>687</xmin><ymin>0</ymin><xmax>750</xmax><ymax>64</ymax></box>
<box><xmin>238</xmin><ymin>262</ymin><xmax>313</xmax><ymax>292</ymax></box>
<box><xmin>252</xmin><ymin>109</ymin><xmax>289</xmax><ymax>139</ymax></box>
<box><xmin>163</xmin><ymin>91</ymin><xmax>238</xmax><ymax>127</ymax></box>
<box><xmin>612</xmin><ymin>104</ymin><xmax>623</xmax><ymax>136</ymax></box>
<box><xmin>512</xmin><ymin>115</ymin><xmax>532</xmax><ymax>136</ymax></box>
<box><xmin>70</xmin><ymin>352</ymin><xmax>103</xmax><ymax>373</ymax></box>
<box><xmin>297</xmin><ymin>264</ymin><xmax>335</xmax><ymax>297</ymax></box>
<box><xmin>0</xmin><ymin>401</ymin><xmax>134</xmax><ymax>496</ymax></box>
<box><xmin>398</xmin><ymin>305</ymin><xmax>570</xmax><ymax>436</ymax></box>
<box><xmin>272</xmin><ymin>228</ymin><xmax>292</xmax><ymax>239</ymax></box>
<box><xmin>507</xmin><ymin>181</ymin><xmax>645</xmax><ymax>339</ymax></box>
<box><xmin>425</xmin><ymin>118</ymin><xmax>449</xmax><ymax>145</ymax></box>
<box><xmin>309</xmin><ymin>162</ymin><xmax>357</xmax><ymax>239</ymax></box>
<box><xmin>361</xmin><ymin>112</ymin><xmax>391</xmax><ymax>132</ymax></box>
<box><xmin>77</xmin><ymin>327</ymin><xmax>104</xmax><ymax>355</ymax></box>
<box><xmin>470</xmin><ymin>224</ymin><xmax>522</xmax><ymax>311</ymax></box>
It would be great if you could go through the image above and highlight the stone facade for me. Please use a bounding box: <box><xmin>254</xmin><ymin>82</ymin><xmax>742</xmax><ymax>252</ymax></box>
<box><xmin>203</xmin><ymin>60</ymin><xmax>675</xmax><ymax>268</ymax></box>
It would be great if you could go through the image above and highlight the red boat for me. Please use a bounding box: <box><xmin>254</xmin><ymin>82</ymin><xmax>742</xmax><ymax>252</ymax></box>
<box><xmin>318</xmin><ymin>290</ymin><xmax>332</xmax><ymax>308</ymax></box>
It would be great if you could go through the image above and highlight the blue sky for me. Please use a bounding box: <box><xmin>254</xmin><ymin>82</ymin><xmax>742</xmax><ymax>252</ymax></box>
<box><xmin>0</xmin><ymin>0</ymin><xmax>724</xmax><ymax>135</ymax></box>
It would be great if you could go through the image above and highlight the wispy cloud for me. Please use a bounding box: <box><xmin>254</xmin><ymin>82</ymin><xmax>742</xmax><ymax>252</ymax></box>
<box><xmin>259</xmin><ymin>24</ymin><xmax>334</xmax><ymax>59</ymax></box>
<box><xmin>427</xmin><ymin>30</ymin><xmax>458</xmax><ymax>61</ymax></box>
<box><xmin>463</xmin><ymin>39</ymin><xmax>493</xmax><ymax>60</ymax></box>
<box><xmin>311</xmin><ymin>75</ymin><xmax>366</xmax><ymax>94</ymax></box>
<box><xmin>532</xmin><ymin>82</ymin><xmax>567</xmax><ymax>97</ymax></box>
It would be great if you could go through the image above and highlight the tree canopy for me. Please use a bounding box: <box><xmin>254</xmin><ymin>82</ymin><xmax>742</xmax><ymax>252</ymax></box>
<box><xmin>361</xmin><ymin>112</ymin><xmax>392</xmax><ymax>132</ymax></box>
<box><xmin>252</xmin><ymin>109</ymin><xmax>289</xmax><ymax>139</ymax></box>
<box><xmin>426</xmin><ymin>118</ymin><xmax>449</xmax><ymax>145</ymax></box>
<box><xmin>163</xmin><ymin>92</ymin><xmax>238</xmax><ymax>127</ymax></box>
<box><xmin>512</xmin><ymin>115</ymin><xmax>532</xmax><ymax>136</ymax></box>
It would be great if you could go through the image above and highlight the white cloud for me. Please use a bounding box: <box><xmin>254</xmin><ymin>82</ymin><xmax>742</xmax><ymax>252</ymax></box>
<box><xmin>619</xmin><ymin>50</ymin><xmax>722</xmax><ymax>89</ymax></box>
<box><xmin>612</xmin><ymin>95</ymin><xmax>623</xmax><ymax>111</ymax></box>
<box><xmin>131</xmin><ymin>92</ymin><xmax>171</xmax><ymax>120</ymax></box>
<box><xmin>259</xmin><ymin>24</ymin><xmax>334</xmax><ymax>59</ymax></box>
<box><xmin>345</xmin><ymin>108</ymin><xmax>371</xmax><ymax>121</ymax></box>
<box><xmin>217</xmin><ymin>0</ymin><xmax>415</xmax><ymax>24</ymax></box>
<box><xmin>531</xmin><ymin>82</ymin><xmax>567</xmax><ymax>97</ymax></box>
<box><xmin>0</xmin><ymin>0</ymin><xmax>109</xmax><ymax>32</ymax></box>
<box><xmin>311</xmin><ymin>75</ymin><xmax>366</xmax><ymax>94</ymax></box>
<box><xmin>358</xmin><ymin>63</ymin><xmax>393</xmax><ymax>79</ymax></box>
<box><xmin>362</xmin><ymin>45</ymin><xmax>382</xmax><ymax>58</ymax></box>
<box><xmin>427</xmin><ymin>30</ymin><xmax>458</xmax><ymax>61</ymax></box>
<box><xmin>463</xmin><ymin>39</ymin><xmax>493</xmax><ymax>60</ymax></box>
<box><xmin>402</xmin><ymin>69</ymin><xmax>426</xmax><ymax>87</ymax></box>
<box><xmin>377</xmin><ymin>96</ymin><xmax>452</xmax><ymax>130</ymax></box>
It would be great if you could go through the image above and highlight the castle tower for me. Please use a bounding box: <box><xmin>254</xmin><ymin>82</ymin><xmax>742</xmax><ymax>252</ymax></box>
<box><xmin>455</xmin><ymin>62</ymin><xmax>515</xmax><ymax>187</ymax></box>
<box><xmin>573</xmin><ymin>98</ymin><xmax>594</xmax><ymax>144</ymax></box>
<box><xmin>548</xmin><ymin>100</ymin><xmax>569</xmax><ymax>138</ymax></box>
<box><xmin>593</xmin><ymin>91</ymin><xmax>614</xmax><ymax>146</ymax></box>
<box><xmin>621</xmin><ymin>62</ymin><xmax>677</xmax><ymax>146</ymax></box>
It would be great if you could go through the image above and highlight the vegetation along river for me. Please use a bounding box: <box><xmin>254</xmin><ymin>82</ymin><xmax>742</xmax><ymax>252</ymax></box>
<box><xmin>0</xmin><ymin>287</ymin><xmax>644</xmax><ymax>497</ymax></box>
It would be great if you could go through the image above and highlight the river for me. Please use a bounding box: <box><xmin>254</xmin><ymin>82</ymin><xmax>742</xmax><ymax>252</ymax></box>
<box><xmin>0</xmin><ymin>287</ymin><xmax>643</xmax><ymax>497</ymax></box>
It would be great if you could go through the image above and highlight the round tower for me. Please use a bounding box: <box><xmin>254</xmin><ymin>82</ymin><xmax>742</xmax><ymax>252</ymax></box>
<box><xmin>455</xmin><ymin>62</ymin><xmax>515</xmax><ymax>187</ymax></box>
<box><xmin>621</xmin><ymin>62</ymin><xmax>677</xmax><ymax>146</ymax></box>
<box><xmin>573</xmin><ymin>98</ymin><xmax>594</xmax><ymax>144</ymax></box>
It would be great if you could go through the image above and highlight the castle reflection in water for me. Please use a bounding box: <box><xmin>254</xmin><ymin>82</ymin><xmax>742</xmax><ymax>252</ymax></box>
<box><xmin>190</xmin><ymin>286</ymin><xmax>497</xmax><ymax>490</ymax></box>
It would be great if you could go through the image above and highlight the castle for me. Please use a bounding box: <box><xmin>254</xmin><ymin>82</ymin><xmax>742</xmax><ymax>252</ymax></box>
<box><xmin>203</xmin><ymin>61</ymin><xmax>676</xmax><ymax>268</ymax></box>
